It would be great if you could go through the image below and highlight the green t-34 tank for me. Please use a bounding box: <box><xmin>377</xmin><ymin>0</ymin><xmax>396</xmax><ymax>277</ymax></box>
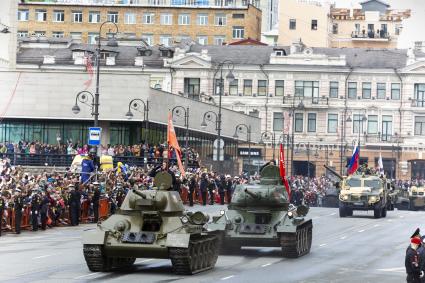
<box><xmin>208</xmin><ymin>165</ymin><xmax>313</xmax><ymax>258</ymax></box>
<box><xmin>82</xmin><ymin>172</ymin><xmax>220</xmax><ymax>274</ymax></box>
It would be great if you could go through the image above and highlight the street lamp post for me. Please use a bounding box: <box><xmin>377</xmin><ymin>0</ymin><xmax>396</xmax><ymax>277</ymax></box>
<box><xmin>125</xmin><ymin>98</ymin><xmax>149</xmax><ymax>166</ymax></box>
<box><xmin>172</xmin><ymin>106</ymin><xmax>190</xmax><ymax>169</ymax></box>
<box><xmin>72</xmin><ymin>91</ymin><xmax>95</xmax><ymax>119</ymax></box>
<box><xmin>233</xmin><ymin>124</ymin><xmax>252</xmax><ymax>175</ymax></box>
<box><xmin>289</xmin><ymin>96</ymin><xmax>305</xmax><ymax>176</ymax></box>
<box><xmin>260</xmin><ymin>131</ymin><xmax>276</xmax><ymax>161</ymax></box>
<box><xmin>201</xmin><ymin>110</ymin><xmax>220</xmax><ymax>159</ymax></box>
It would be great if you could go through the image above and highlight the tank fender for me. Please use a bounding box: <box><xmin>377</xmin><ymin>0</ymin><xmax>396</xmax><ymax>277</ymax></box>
<box><xmin>276</xmin><ymin>222</ymin><xmax>297</xmax><ymax>233</ymax></box>
<box><xmin>166</xmin><ymin>233</ymin><xmax>190</xmax><ymax>248</ymax></box>
<box><xmin>82</xmin><ymin>230</ymin><xmax>107</xmax><ymax>245</ymax></box>
<box><xmin>206</xmin><ymin>221</ymin><xmax>227</xmax><ymax>231</ymax></box>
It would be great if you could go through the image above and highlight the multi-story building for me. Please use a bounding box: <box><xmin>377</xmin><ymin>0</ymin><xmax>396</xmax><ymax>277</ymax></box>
<box><xmin>274</xmin><ymin>0</ymin><xmax>410</xmax><ymax>49</ymax></box>
<box><xmin>330</xmin><ymin>0</ymin><xmax>411</xmax><ymax>48</ymax></box>
<box><xmin>17</xmin><ymin>0</ymin><xmax>262</xmax><ymax>45</ymax></box>
<box><xmin>0</xmin><ymin>0</ymin><xmax>18</xmax><ymax>69</ymax></box>
<box><xmin>8</xmin><ymin>36</ymin><xmax>425</xmax><ymax>179</ymax></box>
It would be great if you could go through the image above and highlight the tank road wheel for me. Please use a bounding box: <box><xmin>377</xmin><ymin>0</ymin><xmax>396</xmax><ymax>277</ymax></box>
<box><xmin>169</xmin><ymin>234</ymin><xmax>219</xmax><ymax>275</ymax></box>
<box><xmin>280</xmin><ymin>221</ymin><xmax>313</xmax><ymax>258</ymax></box>
<box><xmin>83</xmin><ymin>244</ymin><xmax>113</xmax><ymax>272</ymax></box>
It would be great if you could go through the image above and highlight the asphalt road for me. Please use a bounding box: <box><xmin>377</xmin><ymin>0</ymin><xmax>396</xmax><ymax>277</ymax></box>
<box><xmin>0</xmin><ymin>206</ymin><xmax>420</xmax><ymax>283</ymax></box>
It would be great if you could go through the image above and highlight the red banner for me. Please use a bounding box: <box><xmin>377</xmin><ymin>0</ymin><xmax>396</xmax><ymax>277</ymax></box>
<box><xmin>279</xmin><ymin>143</ymin><xmax>291</xmax><ymax>199</ymax></box>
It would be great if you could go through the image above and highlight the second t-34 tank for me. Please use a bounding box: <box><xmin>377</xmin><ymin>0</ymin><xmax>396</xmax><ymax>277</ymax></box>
<box><xmin>82</xmin><ymin>172</ymin><xmax>220</xmax><ymax>274</ymax></box>
<box><xmin>208</xmin><ymin>165</ymin><xmax>313</xmax><ymax>258</ymax></box>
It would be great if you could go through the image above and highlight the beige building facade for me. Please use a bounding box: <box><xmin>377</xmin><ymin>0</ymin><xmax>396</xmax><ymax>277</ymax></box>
<box><xmin>16</xmin><ymin>1</ymin><xmax>261</xmax><ymax>46</ymax></box>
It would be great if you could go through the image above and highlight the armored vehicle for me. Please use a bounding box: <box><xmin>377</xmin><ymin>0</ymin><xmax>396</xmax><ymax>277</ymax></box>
<box><xmin>82</xmin><ymin>172</ymin><xmax>219</xmax><ymax>274</ymax></box>
<box><xmin>339</xmin><ymin>174</ymin><xmax>392</xmax><ymax>218</ymax></box>
<box><xmin>396</xmin><ymin>186</ymin><xmax>425</xmax><ymax>211</ymax></box>
<box><xmin>208</xmin><ymin>165</ymin><xmax>313</xmax><ymax>258</ymax></box>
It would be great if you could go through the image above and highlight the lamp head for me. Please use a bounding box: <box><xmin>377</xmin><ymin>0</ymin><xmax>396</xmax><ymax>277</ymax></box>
<box><xmin>346</xmin><ymin>116</ymin><xmax>352</xmax><ymax>122</ymax></box>
<box><xmin>226</xmin><ymin>71</ymin><xmax>235</xmax><ymax>82</ymax></box>
<box><xmin>200</xmin><ymin>120</ymin><xmax>208</xmax><ymax>129</ymax></box>
<box><xmin>125</xmin><ymin>110</ymin><xmax>134</xmax><ymax>119</ymax></box>
<box><xmin>233</xmin><ymin>132</ymin><xmax>239</xmax><ymax>139</ymax></box>
<box><xmin>106</xmin><ymin>36</ymin><xmax>118</xmax><ymax>47</ymax></box>
<box><xmin>72</xmin><ymin>104</ymin><xmax>80</xmax><ymax>114</ymax></box>
<box><xmin>297</xmin><ymin>101</ymin><xmax>305</xmax><ymax>109</ymax></box>
<box><xmin>1</xmin><ymin>28</ymin><xmax>11</xmax><ymax>34</ymax></box>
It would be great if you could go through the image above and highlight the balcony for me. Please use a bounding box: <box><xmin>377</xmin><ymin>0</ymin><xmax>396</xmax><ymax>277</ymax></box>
<box><xmin>282</xmin><ymin>95</ymin><xmax>329</xmax><ymax>107</ymax></box>
<box><xmin>351</xmin><ymin>31</ymin><xmax>390</xmax><ymax>41</ymax></box>
<box><xmin>364</xmin><ymin>133</ymin><xmax>404</xmax><ymax>144</ymax></box>
<box><xmin>30</xmin><ymin>0</ymin><xmax>239</xmax><ymax>7</ymax></box>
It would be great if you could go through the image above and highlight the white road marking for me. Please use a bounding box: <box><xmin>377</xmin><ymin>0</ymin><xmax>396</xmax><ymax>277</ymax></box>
<box><xmin>358</xmin><ymin>230</ymin><xmax>365</xmax><ymax>233</ymax></box>
<box><xmin>329</xmin><ymin>213</ymin><xmax>336</xmax><ymax>216</ymax></box>
<box><xmin>399</xmin><ymin>216</ymin><xmax>404</xmax><ymax>218</ymax></box>
<box><xmin>340</xmin><ymin>236</ymin><xmax>347</xmax><ymax>240</ymax></box>
<box><xmin>377</xmin><ymin>267</ymin><xmax>405</xmax><ymax>273</ymax></box>
<box><xmin>73</xmin><ymin>272</ymin><xmax>99</xmax><ymax>279</ymax></box>
<box><xmin>374</xmin><ymin>224</ymin><xmax>380</xmax><ymax>227</ymax></box>
<box><xmin>221</xmin><ymin>275</ymin><xmax>235</xmax><ymax>280</ymax></box>
<box><xmin>136</xmin><ymin>259</ymin><xmax>154</xmax><ymax>264</ymax></box>
<box><xmin>32</xmin><ymin>254</ymin><xmax>55</xmax><ymax>259</ymax></box>
<box><xmin>319</xmin><ymin>243</ymin><xmax>327</xmax><ymax>247</ymax></box>
<box><xmin>387</xmin><ymin>219</ymin><xmax>393</xmax><ymax>222</ymax></box>
<box><xmin>261</xmin><ymin>263</ymin><xmax>272</xmax><ymax>267</ymax></box>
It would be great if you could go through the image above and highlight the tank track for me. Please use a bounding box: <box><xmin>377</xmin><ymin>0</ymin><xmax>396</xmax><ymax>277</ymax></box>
<box><xmin>280</xmin><ymin>220</ymin><xmax>313</xmax><ymax>258</ymax></box>
<box><xmin>168</xmin><ymin>234</ymin><xmax>219</xmax><ymax>275</ymax></box>
<box><xmin>83</xmin><ymin>244</ymin><xmax>135</xmax><ymax>272</ymax></box>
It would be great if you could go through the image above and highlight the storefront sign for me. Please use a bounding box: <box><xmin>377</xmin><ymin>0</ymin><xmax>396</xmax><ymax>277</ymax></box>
<box><xmin>238</xmin><ymin>148</ymin><xmax>262</xmax><ymax>157</ymax></box>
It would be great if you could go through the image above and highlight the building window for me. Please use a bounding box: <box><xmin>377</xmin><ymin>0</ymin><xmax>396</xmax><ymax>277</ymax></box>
<box><xmin>289</xmin><ymin>19</ymin><xmax>296</xmax><ymax>30</ymax></box>
<box><xmin>214</xmin><ymin>36</ymin><xmax>225</xmax><ymax>45</ymax></box>
<box><xmin>391</xmin><ymin>83</ymin><xmax>400</xmax><ymax>100</ymax></box>
<box><xmin>377</xmin><ymin>83</ymin><xmax>386</xmax><ymax>99</ymax></box>
<box><xmin>353</xmin><ymin>114</ymin><xmax>364</xmax><ymax>134</ymax></box>
<box><xmin>124</xmin><ymin>13</ymin><xmax>136</xmax><ymax>24</ymax></box>
<box><xmin>232</xmin><ymin>26</ymin><xmax>244</xmax><ymax>39</ymax></box>
<box><xmin>18</xmin><ymin>9</ymin><xmax>29</xmax><ymax>21</ymax></box>
<box><xmin>329</xmin><ymin>81</ymin><xmax>339</xmax><ymax>98</ymax></box>
<box><xmin>295</xmin><ymin>113</ymin><xmax>304</xmax><ymax>133</ymax></box>
<box><xmin>36</xmin><ymin>9</ymin><xmax>47</xmax><ymax>22</ymax></box>
<box><xmin>332</xmin><ymin>23</ymin><xmax>338</xmax><ymax>34</ymax></box>
<box><xmin>362</xmin><ymin>82</ymin><xmax>371</xmax><ymax>99</ymax></box>
<box><xmin>143</xmin><ymin>13</ymin><xmax>154</xmax><ymax>24</ymax></box>
<box><xmin>328</xmin><ymin>114</ymin><xmax>338</xmax><ymax>133</ymax></box>
<box><xmin>382</xmin><ymin>115</ymin><xmax>392</xmax><ymax>141</ymax></box>
<box><xmin>107</xmin><ymin>12</ymin><xmax>118</xmax><ymax>23</ymax></box>
<box><xmin>178</xmin><ymin>34</ymin><xmax>190</xmax><ymax>41</ymax></box>
<box><xmin>295</xmin><ymin>81</ymin><xmax>319</xmax><ymax>102</ymax></box>
<box><xmin>275</xmin><ymin>80</ymin><xmax>284</xmax><ymax>96</ymax></box>
<box><xmin>367</xmin><ymin>115</ymin><xmax>378</xmax><ymax>134</ymax></box>
<box><xmin>17</xmin><ymin>31</ymin><xmax>28</xmax><ymax>38</ymax></box>
<box><xmin>415</xmin><ymin>117</ymin><xmax>425</xmax><ymax>136</ymax></box>
<box><xmin>88</xmin><ymin>32</ymin><xmax>99</xmax><ymax>44</ymax></box>
<box><xmin>73</xmin><ymin>11</ymin><xmax>83</xmax><ymax>23</ymax></box>
<box><xmin>415</xmin><ymin>84</ymin><xmax>425</xmax><ymax>107</ymax></box>
<box><xmin>348</xmin><ymin>82</ymin><xmax>357</xmax><ymax>99</ymax></box>
<box><xmin>52</xmin><ymin>31</ymin><xmax>64</xmax><ymax>38</ymax></box>
<box><xmin>70</xmin><ymin>32</ymin><xmax>82</xmax><ymax>40</ymax></box>
<box><xmin>34</xmin><ymin>31</ymin><xmax>46</xmax><ymax>37</ymax></box>
<box><xmin>197</xmin><ymin>13</ymin><xmax>208</xmax><ymax>25</ymax></box>
<box><xmin>215</xmin><ymin>14</ymin><xmax>226</xmax><ymax>26</ymax></box>
<box><xmin>142</xmin><ymin>34</ymin><xmax>153</xmax><ymax>46</ymax></box>
<box><xmin>257</xmin><ymin>80</ymin><xmax>267</xmax><ymax>96</ymax></box>
<box><xmin>178</xmin><ymin>14</ymin><xmax>190</xmax><ymax>25</ymax></box>
<box><xmin>89</xmin><ymin>11</ymin><xmax>100</xmax><ymax>23</ymax></box>
<box><xmin>160</xmin><ymin>35</ymin><xmax>172</xmax><ymax>46</ymax></box>
<box><xmin>232</xmin><ymin>13</ymin><xmax>244</xmax><ymax>19</ymax></box>
<box><xmin>197</xmin><ymin>35</ymin><xmax>208</xmax><ymax>45</ymax></box>
<box><xmin>214</xmin><ymin>79</ymin><xmax>223</xmax><ymax>95</ymax></box>
<box><xmin>307</xmin><ymin>113</ymin><xmax>316</xmax><ymax>133</ymax></box>
<box><xmin>160</xmin><ymin>13</ymin><xmax>172</xmax><ymax>25</ymax></box>
<box><xmin>229</xmin><ymin>79</ymin><xmax>238</xmax><ymax>96</ymax></box>
<box><xmin>53</xmin><ymin>10</ymin><xmax>65</xmax><ymax>22</ymax></box>
<box><xmin>311</xmin><ymin>19</ymin><xmax>318</xmax><ymax>30</ymax></box>
<box><xmin>273</xmin><ymin>112</ymin><xmax>284</xmax><ymax>132</ymax></box>
<box><xmin>184</xmin><ymin>78</ymin><xmax>200</xmax><ymax>100</ymax></box>
<box><xmin>243</xmin><ymin>80</ymin><xmax>252</xmax><ymax>96</ymax></box>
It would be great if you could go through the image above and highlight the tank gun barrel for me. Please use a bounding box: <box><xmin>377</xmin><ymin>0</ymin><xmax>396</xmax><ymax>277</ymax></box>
<box><xmin>244</xmin><ymin>188</ymin><xmax>260</xmax><ymax>199</ymax></box>
<box><xmin>132</xmin><ymin>189</ymin><xmax>147</xmax><ymax>199</ymax></box>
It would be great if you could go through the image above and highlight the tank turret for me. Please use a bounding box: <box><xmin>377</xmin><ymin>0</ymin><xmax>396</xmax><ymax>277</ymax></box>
<box><xmin>83</xmin><ymin>171</ymin><xmax>220</xmax><ymax>275</ymax></box>
<box><xmin>208</xmin><ymin>164</ymin><xmax>313</xmax><ymax>258</ymax></box>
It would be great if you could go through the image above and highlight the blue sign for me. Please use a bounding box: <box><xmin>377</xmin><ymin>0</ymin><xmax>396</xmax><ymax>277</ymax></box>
<box><xmin>88</xmin><ymin>127</ymin><xmax>102</xmax><ymax>146</ymax></box>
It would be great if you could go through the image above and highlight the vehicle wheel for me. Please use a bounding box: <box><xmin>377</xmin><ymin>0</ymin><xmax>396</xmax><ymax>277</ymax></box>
<box><xmin>373</xmin><ymin>207</ymin><xmax>382</xmax><ymax>218</ymax></box>
<box><xmin>281</xmin><ymin>221</ymin><xmax>312</xmax><ymax>258</ymax></box>
<box><xmin>346</xmin><ymin>208</ymin><xmax>353</xmax><ymax>217</ymax></box>
<box><xmin>83</xmin><ymin>244</ymin><xmax>113</xmax><ymax>272</ymax></box>
<box><xmin>339</xmin><ymin>206</ymin><xmax>347</xmax><ymax>217</ymax></box>
<box><xmin>409</xmin><ymin>201</ymin><xmax>417</xmax><ymax>211</ymax></box>
<box><xmin>381</xmin><ymin>207</ymin><xmax>387</xmax><ymax>218</ymax></box>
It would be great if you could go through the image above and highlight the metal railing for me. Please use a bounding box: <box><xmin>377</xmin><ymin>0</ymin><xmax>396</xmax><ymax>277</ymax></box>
<box><xmin>364</xmin><ymin>134</ymin><xmax>404</xmax><ymax>144</ymax></box>
<box><xmin>351</xmin><ymin>31</ymin><xmax>390</xmax><ymax>39</ymax></box>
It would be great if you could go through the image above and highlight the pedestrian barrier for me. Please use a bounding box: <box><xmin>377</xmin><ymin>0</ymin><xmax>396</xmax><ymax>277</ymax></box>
<box><xmin>98</xmin><ymin>198</ymin><xmax>109</xmax><ymax>221</ymax></box>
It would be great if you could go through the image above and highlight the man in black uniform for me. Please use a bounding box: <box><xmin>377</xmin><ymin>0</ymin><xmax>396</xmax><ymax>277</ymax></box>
<box><xmin>40</xmin><ymin>191</ymin><xmax>50</xmax><ymax>230</ymax></box>
<box><xmin>418</xmin><ymin>236</ymin><xmax>425</xmax><ymax>283</ymax></box>
<box><xmin>31</xmin><ymin>190</ymin><xmax>41</xmax><ymax>231</ymax></box>
<box><xmin>218</xmin><ymin>175</ymin><xmax>226</xmax><ymax>205</ymax></box>
<box><xmin>0</xmin><ymin>194</ymin><xmax>5</xmax><ymax>236</ymax></box>
<box><xmin>207</xmin><ymin>174</ymin><xmax>215</xmax><ymax>205</ymax></box>
<box><xmin>188</xmin><ymin>174</ymin><xmax>197</xmax><ymax>207</ymax></box>
<box><xmin>13</xmin><ymin>189</ymin><xmax>25</xmax><ymax>234</ymax></box>
<box><xmin>92</xmin><ymin>182</ymin><xmax>101</xmax><ymax>223</ymax></box>
<box><xmin>200</xmin><ymin>173</ymin><xmax>208</xmax><ymax>206</ymax></box>
<box><xmin>69</xmin><ymin>184</ymin><xmax>81</xmax><ymax>226</ymax></box>
<box><xmin>406</xmin><ymin>237</ymin><xmax>422</xmax><ymax>283</ymax></box>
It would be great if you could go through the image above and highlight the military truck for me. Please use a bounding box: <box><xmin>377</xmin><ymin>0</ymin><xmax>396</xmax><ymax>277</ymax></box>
<box><xmin>396</xmin><ymin>186</ymin><xmax>425</xmax><ymax>211</ymax></box>
<box><xmin>208</xmin><ymin>165</ymin><xmax>313</xmax><ymax>258</ymax></box>
<box><xmin>82</xmin><ymin>172</ymin><xmax>219</xmax><ymax>274</ymax></box>
<box><xmin>339</xmin><ymin>174</ymin><xmax>393</xmax><ymax>218</ymax></box>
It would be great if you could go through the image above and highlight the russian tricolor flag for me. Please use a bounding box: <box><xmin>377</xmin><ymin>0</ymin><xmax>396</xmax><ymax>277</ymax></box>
<box><xmin>347</xmin><ymin>144</ymin><xmax>360</xmax><ymax>175</ymax></box>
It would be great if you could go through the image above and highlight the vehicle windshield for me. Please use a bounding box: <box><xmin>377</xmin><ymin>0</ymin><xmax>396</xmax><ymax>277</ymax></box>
<box><xmin>346</xmin><ymin>178</ymin><xmax>361</xmax><ymax>187</ymax></box>
<box><xmin>364</xmin><ymin>179</ymin><xmax>381</xmax><ymax>190</ymax></box>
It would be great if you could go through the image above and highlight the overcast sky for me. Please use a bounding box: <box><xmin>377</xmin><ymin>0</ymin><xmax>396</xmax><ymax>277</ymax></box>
<box><xmin>329</xmin><ymin>0</ymin><xmax>425</xmax><ymax>48</ymax></box>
